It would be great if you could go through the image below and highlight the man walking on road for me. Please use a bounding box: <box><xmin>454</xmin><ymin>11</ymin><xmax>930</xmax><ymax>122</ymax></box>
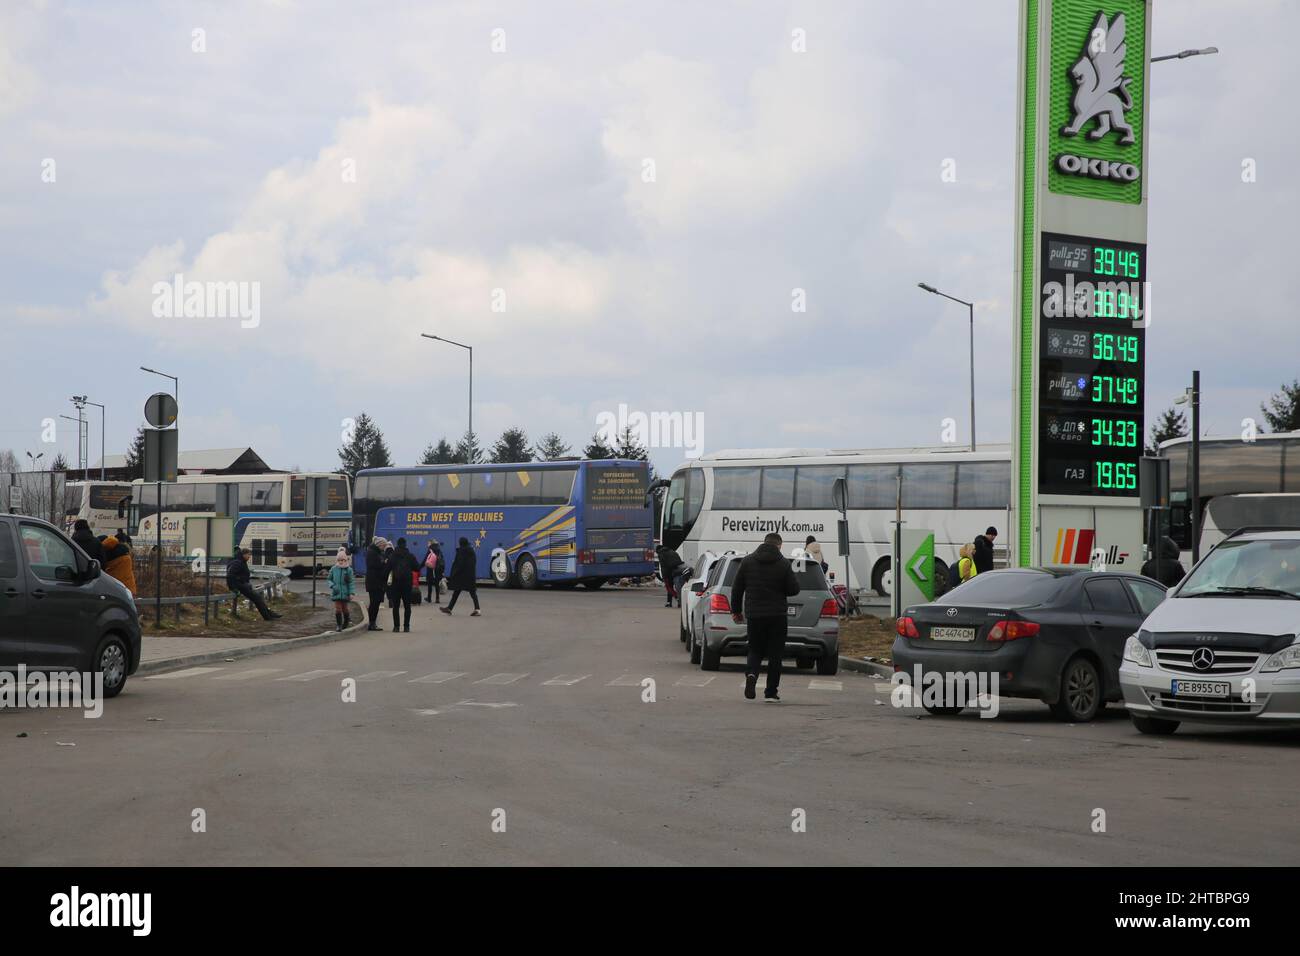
<box><xmin>731</xmin><ymin>532</ymin><xmax>800</xmax><ymax>702</ymax></box>
<box><xmin>973</xmin><ymin>527</ymin><xmax>997</xmax><ymax>575</ymax></box>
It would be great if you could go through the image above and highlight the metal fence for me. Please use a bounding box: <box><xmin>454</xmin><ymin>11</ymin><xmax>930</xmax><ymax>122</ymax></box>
<box><xmin>1</xmin><ymin>470</ymin><xmax>74</xmax><ymax>525</ymax></box>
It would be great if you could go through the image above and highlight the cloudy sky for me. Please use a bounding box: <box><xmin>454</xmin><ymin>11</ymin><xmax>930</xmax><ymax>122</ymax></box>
<box><xmin>2</xmin><ymin>0</ymin><xmax>1296</xmax><ymax>477</ymax></box>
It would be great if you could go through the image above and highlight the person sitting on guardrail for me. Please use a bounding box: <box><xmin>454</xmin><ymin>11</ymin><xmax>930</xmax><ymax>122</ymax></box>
<box><xmin>226</xmin><ymin>547</ymin><xmax>282</xmax><ymax>621</ymax></box>
<box><xmin>100</xmin><ymin>534</ymin><xmax>137</xmax><ymax>596</ymax></box>
<box><xmin>327</xmin><ymin>546</ymin><xmax>356</xmax><ymax>631</ymax></box>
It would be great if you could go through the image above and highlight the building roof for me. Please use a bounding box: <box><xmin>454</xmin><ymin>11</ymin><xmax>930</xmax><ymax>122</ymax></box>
<box><xmin>93</xmin><ymin>447</ymin><xmax>273</xmax><ymax>473</ymax></box>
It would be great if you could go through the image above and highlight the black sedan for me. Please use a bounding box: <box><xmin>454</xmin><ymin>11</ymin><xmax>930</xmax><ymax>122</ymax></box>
<box><xmin>891</xmin><ymin>568</ymin><xmax>1167</xmax><ymax>722</ymax></box>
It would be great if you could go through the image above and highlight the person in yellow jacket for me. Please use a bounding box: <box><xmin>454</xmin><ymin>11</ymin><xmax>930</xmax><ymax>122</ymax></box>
<box><xmin>100</xmin><ymin>535</ymin><xmax>137</xmax><ymax>595</ymax></box>
<box><xmin>957</xmin><ymin>543</ymin><xmax>978</xmax><ymax>583</ymax></box>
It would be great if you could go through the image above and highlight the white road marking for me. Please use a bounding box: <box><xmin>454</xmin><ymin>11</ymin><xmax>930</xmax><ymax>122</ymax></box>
<box><xmin>474</xmin><ymin>673</ymin><xmax>528</xmax><ymax>685</ymax></box>
<box><xmin>542</xmin><ymin>675</ymin><xmax>591</xmax><ymax>685</ymax></box>
<box><xmin>455</xmin><ymin>700</ymin><xmax>518</xmax><ymax>708</ymax></box>
<box><xmin>213</xmin><ymin>668</ymin><xmax>284</xmax><ymax>681</ymax></box>
<box><xmin>808</xmin><ymin>679</ymin><xmax>842</xmax><ymax>691</ymax></box>
<box><xmin>608</xmin><ymin>674</ymin><xmax>649</xmax><ymax>686</ymax></box>
<box><xmin>354</xmin><ymin>670</ymin><xmax>408</xmax><ymax>682</ymax></box>
<box><xmin>411</xmin><ymin>708</ymin><xmax>442</xmax><ymax>716</ymax></box>
<box><xmin>276</xmin><ymin>669</ymin><xmax>347</xmax><ymax>682</ymax></box>
<box><xmin>674</xmin><ymin>674</ymin><xmax>715</xmax><ymax>687</ymax></box>
<box><xmin>410</xmin><ymin>672</ymin><xmax>466</xmax><ymax>683</ymax></box>
<box><xmin>146</xmin><ymin>667</ymin><xmax>225</xmax><ymax>680</ymax></box>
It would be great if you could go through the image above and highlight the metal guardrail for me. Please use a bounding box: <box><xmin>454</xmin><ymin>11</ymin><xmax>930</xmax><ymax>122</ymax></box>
<box><xmin>132</xmin><ymin>566</ymin><xmax>291</xmax><ymax>624</ymax></box>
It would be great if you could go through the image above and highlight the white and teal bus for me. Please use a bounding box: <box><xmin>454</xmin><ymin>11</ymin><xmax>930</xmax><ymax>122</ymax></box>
<box><xmin>132</xmin><ymin>472</ymin><xmax>352</xmax><ymax>574</ymax></box>
<box><xmin>659</xmin><ymin>446</ymin><xmax>1011</xmax><ymax>598</ymax></box>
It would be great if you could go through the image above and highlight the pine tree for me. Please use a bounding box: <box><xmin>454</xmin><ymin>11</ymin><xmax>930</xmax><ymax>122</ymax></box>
<box><xmin>613</xmin><ymin>425</ymin><xmax>648</xmax><ymax>461</ymax></box>
<box><xmin>453</xmin><ymin>430</ymin><xmax>484</xmax><ymax>464</ymax></box>
<box><xmin>51</xmin><ymin>452</ymin><xmax>69</xmax><ymax>472</ymax></box>
<box><xmin>1145</xmin><ymin>406</ymin><xmax>1188</xmax><ymax>455</ymax></box>
<box><xmin>535</xmin><ymin>432</ymin><xmax>572</xmax><ymax>461</ymax></box>
<box><xmin>420</xmin><ymin>438</ymin><xmax>457</xmax><ymax>464</ymax></box>
<box><xmin>124</xmin><ymin>427</ymin><xmax>147</xmax><ymax>480</ymax></box>
<box><xmin>490</xmin><ymin>427</ymin><xmax>533</xmax><ymax>464</ymax></box>
<box><xmin>337</xmin><ymin>413</ymin><xmax>392</xmax><ymax>477</ymax></box>
<box><xmin>583</xmin><ymin>432</ymin><xmax>615</xmax><ymax>460</ymax></box>
<box><xmin>1260</xmin><ymin>380</ymin><xmax>1300</xmax><ymax>433</ymax></box>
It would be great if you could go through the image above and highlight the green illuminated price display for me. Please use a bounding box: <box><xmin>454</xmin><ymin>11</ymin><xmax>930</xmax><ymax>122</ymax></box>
<box><xmin>1039</xmin><ymin>232</ymin><xmax>1146</xmax><ymax>497</ymax></box>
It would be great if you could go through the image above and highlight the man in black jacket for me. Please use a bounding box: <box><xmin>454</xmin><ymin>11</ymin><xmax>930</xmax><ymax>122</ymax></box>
<box><xmin>1141</xmin><ymin>535</ymin><xmax>1185</xmax><ymax>588</ymax></box>
<box><xmin>364</xmin><ymin>537</ymin><xmax>390</xmax><ymax>630</ymax></box>
<box><xmin>226</xmin><ymin>548</ymin><xmax>281</xmax><ymax>620</ymax></box>
<box><xmin>440</xmin><ymin>537</ymin><xmax>482</xmax><ymax>616</ymax></box>
<box><xmin>387</xmin><ymin>537</ymin><xmax>420</xmax><ymax>632</ymax></box>
<box><xmin>731</xmin><ymin>533</ymin><xmax>800</xmax><ymax>702</ymax></box>
<box><xmin>973</xmin><ymin>527</ymin><xmax>997</xmax><ymax>575</ymax></box>
<box><xmin>71</xmin><ymin>519</ymin><xmax>104</xmax><ymax>563</ymax></box>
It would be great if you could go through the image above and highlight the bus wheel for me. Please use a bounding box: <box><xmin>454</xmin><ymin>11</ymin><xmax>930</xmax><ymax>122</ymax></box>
<box><xmin>932</xmin><ymin>559</ymin><xmax>950</xmax><ymax>597</ymax></box>
<box><xmin>491</xmin><ymin>557</ymin><xmax>514</xmax><ymax>588</ymax></box>
<box><xmin>517</xmin><ymin>555</ymin><xmax>539</xmax><ymax>590</ymax></box>
<box><xmin>871</xmin><ymin>558</ymin><xmax>892</xmax><ymax>597</ymax></box>
<box><xmin>582</xmin><ymin>579</ymin><xmax>605</xmax><ymax>590</ymax></box>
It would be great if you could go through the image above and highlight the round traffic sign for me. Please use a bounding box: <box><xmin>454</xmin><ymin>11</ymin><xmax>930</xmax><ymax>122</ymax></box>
<box><xmin>144</xmin><ymin>392</ymin><xmax>178</xmax><ymax>428</ymax></box>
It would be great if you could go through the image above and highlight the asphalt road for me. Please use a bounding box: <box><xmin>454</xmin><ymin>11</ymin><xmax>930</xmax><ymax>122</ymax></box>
<box><xmin>2</xmin><ymin>587</ymin><xmax>1297</xmax><ymax>865</ymax></box>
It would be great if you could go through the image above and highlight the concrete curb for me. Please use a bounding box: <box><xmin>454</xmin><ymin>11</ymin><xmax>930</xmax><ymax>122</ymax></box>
<box><xmin>138</xmin><ymin>608</ymin><xmax>370</xmax><ymax>677</ymax></box>
<box><xmin>838</xmin><ymin>656</ymin><xmax>893</xmax><ymax>679</ymax></box>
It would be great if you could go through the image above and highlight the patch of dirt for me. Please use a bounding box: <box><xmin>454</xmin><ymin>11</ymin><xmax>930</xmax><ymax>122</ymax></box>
<box><xmin>837</xmin><ymin>614</ymin><xmax>899</xmax><ymax>664</ymax></box>
<box><xmin>140</xmin><ymin>592</ymin><xmax>363</xmax><ymax>639</ymax></box>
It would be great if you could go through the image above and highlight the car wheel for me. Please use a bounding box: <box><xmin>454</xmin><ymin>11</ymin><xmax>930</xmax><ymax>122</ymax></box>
<box><xmin>1050</xmin><ymin>656</ymin><xmax>1102</xmax><ymax>722</ymax></box>
<box><xmin>1131</xmin><ymin>714</ymin><xmax>1180</xmax><ymax>735</ymax></box>
<box><xmin>679</xmin><ymin>620</ymin><xmax>689</xmax><ymax>643</ymax></box>
<box><xmin>582</xmin><ymin>579</ymin><xmax>605</xmax><ymax>590</ymax></box>
<box><xmin>95</xmin><ymin>634</ymin><xmax>130</xmax><ymax>699</ymax></box>
<box><xmin>700</xmin><ymin>642</ymin><xmax>721</xmax><ymax>671</ymax></box>
<box><xmin>920</xmin><ymin>676</ymin><xmax>963</xmax><ymax>715</ymax></box>
<box><xmin>516</xmin><ymin>555</ymin><xmax>539</xmax><ymax>590</ymax></box>
<box><xmin>815</xmin><ymin>652</ymin><xmax>839</xmax><ymax>676</ymax></box>
<box><xmin>689</xmin><ymin>631</ymin><xmax>702</xmax><ymax>665</ymax></box>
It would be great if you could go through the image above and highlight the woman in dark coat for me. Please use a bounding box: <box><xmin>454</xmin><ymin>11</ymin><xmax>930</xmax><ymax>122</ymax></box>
<box><xmin>364</xmin><ymin>537</ymin><xmax>390</xmax><ymax>631</ymax></box>
<box><xmin>386</xmin><ymin>537</ymin><xmax>420</xmax><ymax>633</ymax></box>
<box><xmin>440</xmin><ymin>537</ymin><xmax>481</xmax><ymax>616</ymax></box>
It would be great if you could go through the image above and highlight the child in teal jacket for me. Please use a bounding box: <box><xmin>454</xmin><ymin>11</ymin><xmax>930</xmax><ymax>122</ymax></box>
<box><xmin>327</xmin><ymin>547</ymin><xmax>356</xmax><ymax>631</ymax></box>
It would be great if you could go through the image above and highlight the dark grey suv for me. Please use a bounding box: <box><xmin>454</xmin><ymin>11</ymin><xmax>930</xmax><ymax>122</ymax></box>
<box><xmin>0</xmin><ymin>514</ymin><xmax>142</xmax><ymax>697</ymax></box>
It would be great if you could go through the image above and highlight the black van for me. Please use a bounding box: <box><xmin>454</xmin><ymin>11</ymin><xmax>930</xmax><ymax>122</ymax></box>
<box><xmin>0</xmin><ymin>514</ymin><xmax>142</xmax><ymax>697</ymax></box>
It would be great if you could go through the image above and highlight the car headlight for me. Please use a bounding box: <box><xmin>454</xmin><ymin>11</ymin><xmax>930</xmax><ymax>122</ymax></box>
<box><xmin>1123</xmin><ymin>634</ymin><xmax>1152</xmax><ymax>668</ymax></box>
<box><xmin>1260</xmin><ymin>641</ymin><xmax>1300</xmax><ymax>673</ymax></box>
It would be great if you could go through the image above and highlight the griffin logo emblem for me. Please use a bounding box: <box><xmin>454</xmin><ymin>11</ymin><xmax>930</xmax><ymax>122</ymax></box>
<box><xmin>1061</xmin><ymin>12</ymin><xmax>1135</xmax><ymax>145</ymax></box>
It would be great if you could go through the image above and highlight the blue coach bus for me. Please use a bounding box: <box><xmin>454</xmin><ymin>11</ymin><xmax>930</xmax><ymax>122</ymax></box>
<box><xmin>351</xmin><ymin>460</ymin><xmax>656</xmax><ymax>588</ymax></box>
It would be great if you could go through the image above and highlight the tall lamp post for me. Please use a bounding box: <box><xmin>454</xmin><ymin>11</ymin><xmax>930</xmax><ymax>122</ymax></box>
<box><xmin>420</xmin><ymin>334</ymin><xmax>473</xmax><ymax>450</ymax></box>
<box><xmin>59</xmin><ymin>414</ymin><xmax>88</xmax><ymax>477</ymax></box>
<box><xmin>140</xmin><ymin>366</ymin><xmax>178</xmax><ymax>406</ymax></box>
<box><xmin>917</xmin><ymin>283</ymin><xmax>976</xmax><ymax>451</ymax></box>
<box><xmin>83</xmin><ymin>400</ymin><xmax>106</xmax><ymax>481</ymax></box>
<box><xmin>1175</xmin><ymin>371</ymin><xmax>1201</xmax><ymax>563</ymax></box>
<box><xmin>1151</xmin><ymin>46</ymin><xmax>1218</xmax><ymax>63</ymax></box>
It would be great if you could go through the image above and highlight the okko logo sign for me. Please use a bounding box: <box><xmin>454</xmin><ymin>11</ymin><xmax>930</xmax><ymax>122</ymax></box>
<box><xmin>1050</xmin><ymin>3</ymin><xmax>1146</xmax><ymax>204</ymax></box>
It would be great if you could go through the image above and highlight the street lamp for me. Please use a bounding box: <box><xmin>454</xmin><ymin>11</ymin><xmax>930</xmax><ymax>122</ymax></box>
<box><xmin>83</xmin><ymin>399</ymin><xmax>106</xmax><ymax>481</ymax></box>
<box><xmin>917</xmin><ymin>283</ymin><xmax>976</xmax><ymax>451</ymax></box>
<box><xmin>1174</xmin><ymin>371</ymin><xmax>1202</xmax><ymax>563</ymax></box>
<box><xmin>71</xmin><ymin>395</ymin><xmax>88</xmax><ymax>479</ymax></box>
<box><xmin>1151</xmin><ymin>46</ymin><xmax>1218</xmax><ymax>63</ymax></box>
<box><xmin>139</xmin><ymin>366</ymin><xmax>179</xmax><ymax>408</ymax></box>
<box><xmin>420</xmin><ymin>334</ymin><xmax>473</xmax><ymax>452</ymax></box>
<box><xmin>25</xmin><ymin>451</ymin><xmax>44</xmax><ymax>468</ymax></box>
<box><xmin>60</xmin><ymin>415</ymin><xmax>88</xmax><ymax>479</ymax></box>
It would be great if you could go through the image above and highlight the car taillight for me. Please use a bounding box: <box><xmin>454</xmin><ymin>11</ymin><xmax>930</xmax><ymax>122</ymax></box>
<box><xmin>708</xmin><ymin>593</ymin><xmax>732</xmax><ymax>614</ymax></box>
<box><xmin>896</xmin><ymin>616</ymin><xmax>919</xmax><ymax>638</ymax></box>
<box><xmin>987</xmin><ymin>620</ymin><xmax>1040</xmax><ymax>642</ymax></box>
<box><xmin>820</xmin><ymin>598</ymin><xmax>838</xmax><ymax>618</ymax></box>
<box><xmin>578</xmin><ymin>549</ymin><xmax>595</xmax><ymax>564</ymax></box>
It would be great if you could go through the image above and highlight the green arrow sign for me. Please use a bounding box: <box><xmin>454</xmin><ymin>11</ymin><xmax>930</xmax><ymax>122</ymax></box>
<box><xmin>905</xmin><ymin>532</ymin><xmax>935</xmax><ymax>603</ymax></box>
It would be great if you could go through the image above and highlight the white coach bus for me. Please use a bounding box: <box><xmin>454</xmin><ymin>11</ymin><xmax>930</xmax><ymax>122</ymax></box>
<box><xmin>659</xmin><ymin>446</ymin><xmax>1010</xmax><ymax>597</ymax></box>
<box><xmin>61</xmin><ymin>480</ymin><xmax>135</xmax><ymax>536</ymax></box>
<box><xmin>132</xmin><ymin>472</ymin><xmax>352</xmax><ymax>575</ymax></box>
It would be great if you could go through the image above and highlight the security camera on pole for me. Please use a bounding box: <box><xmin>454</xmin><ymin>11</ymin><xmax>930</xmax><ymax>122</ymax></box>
<box><xmin>142</xmin><ymin>392</ymin><xmax>179</xmax><ymax>626</ymax></box>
